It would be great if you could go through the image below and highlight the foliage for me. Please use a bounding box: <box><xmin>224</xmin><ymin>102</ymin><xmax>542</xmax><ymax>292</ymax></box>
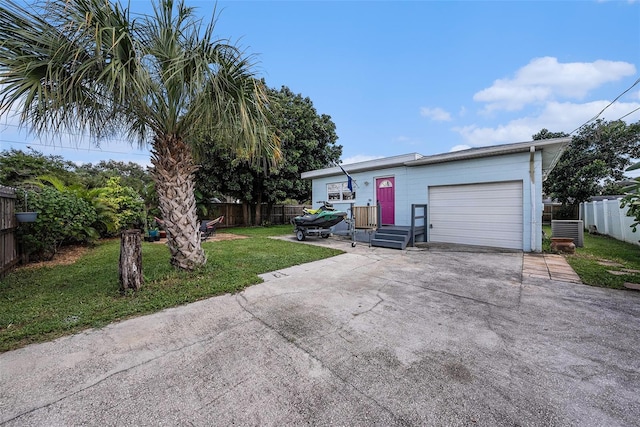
<box><xmin>0</xmin><ymin>0</ymin><xmax>279</xmax><ymax>270</ymax></box>
<box><xmin>31</xmin><ymin>174</ymin><xmax>144</xmax><ymax>236</ymax></box>
<box><xmin>97</xmin><ymin>177</ymin><xmax>145</xmax><ymax>232</ymax></box>
<box><xmin>16</xmin><ymin>187</ymin><xmax>98</xmax><ymax>261</ymax></box>
<box><xmin>0</xmin><ymin>149</ymin><xmax>77</xmax><ymax>187</ymax></box>
<box><xmin>620</xmin><ymin>177</ymin><xmax>640</xmax><ymax>232</ymax></box>
<box><xmin>75</xmin><ymin>160</ymin><xmax>153</xmax><ymax>193</ymax></box>
<box><xmin>537</xmin><ymin>120</ymin><xmax>640</xmax><ymax>210</ymax></box>
<box><xmin>195</xmin><ymin>85</ymin><xmax>342</xmax><ymax>224</ymax></box>
<box><xmin>564</xmin><ymin>232</ymin><xmax>640</xmax><ymax>289</ymax></box>
<box><xmin>0</xmin><ymin>228</ymin><xmax>343</xmax><ymax>352</ymax></box>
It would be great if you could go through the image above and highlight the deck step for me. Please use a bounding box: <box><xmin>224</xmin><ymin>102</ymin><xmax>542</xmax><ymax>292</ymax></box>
<box><xmin>374</xmin><ymin>232</ymin><xmax>407</xmax><ymax>242</ymax></box>
<box><xmin>370</xmin><ymin>227</ymin><xmax>411</xmax><ymax>250</ymax></box>
<box><xmin>370</xmin><ymin>238</ymin><xmax>405</xmax><ymax>250</ymax></box>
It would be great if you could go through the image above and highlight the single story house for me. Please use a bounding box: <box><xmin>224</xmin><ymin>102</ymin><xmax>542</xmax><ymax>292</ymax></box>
<box><xmin>301</xmin><ymin>137</ymin><xmax>570</xmax><ymax>252</ymax></box>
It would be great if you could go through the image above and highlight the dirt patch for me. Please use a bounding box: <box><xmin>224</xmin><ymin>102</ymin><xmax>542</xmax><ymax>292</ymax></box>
<box><xmin>17</xmin><ymin>233</ymin><xmax>249</xmax><ymax>269</ymax></box>
<box><xmin>151</xmin><ymin>233</ymin><xmax>249</xmax><ymax>243</ymax></box>
<box><xmin>18</xmin><ymin>245</ymin><xmax>92</xmax><ymax>270</ymax></box>
<box><xmin>209</xmin><ymin>233</ymin><xmax>249</xmax><ymax>241</ymax></box>
<box><xmin>597</xmin><ymin>260</ymin><xmax>624</xmax><ymax>267</ymax></box>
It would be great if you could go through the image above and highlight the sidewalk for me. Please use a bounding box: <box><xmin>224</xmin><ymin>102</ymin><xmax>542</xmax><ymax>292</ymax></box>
<box><xmin>523</xmin><ymin>253</ymin><xmax>582</xmax><ymax>283</ymax></box>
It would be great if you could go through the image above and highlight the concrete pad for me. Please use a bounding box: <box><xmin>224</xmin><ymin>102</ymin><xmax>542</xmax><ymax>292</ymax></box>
<box><xmin>523</xmin><ymin>253</ymin><xmax>582</xmax><ymax>284</ymax></box>
<box><xmin>597</xmin><ymin>260</ymin><xmax>624</xmax><ymax>267</ymax></box>
<box><xmin>1</xmin><ymin>240</ymin><xmax>639</xmax><ymax>426</ymax></box>
<box><xmin>607</xmin><ymin>270</ymin><xmax>627</xmax><ymax>276</ymax></box>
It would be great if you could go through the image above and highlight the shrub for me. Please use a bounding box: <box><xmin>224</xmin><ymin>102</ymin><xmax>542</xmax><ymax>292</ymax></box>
<box><xmin>97</xmin><ymin>177</ymin><xmax>145</xmax><ymax>234</ymax></box>
<box><xmin>16</xmin><ymin>187</ymin><xmax>98</xmax><ymax>260</ymax></box>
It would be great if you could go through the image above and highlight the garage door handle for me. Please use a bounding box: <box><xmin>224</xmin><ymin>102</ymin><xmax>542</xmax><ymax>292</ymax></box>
<box><xmin>429</xmin><ymin>224</ymin><xmax>433</xmax><ymax>229</ymax></box>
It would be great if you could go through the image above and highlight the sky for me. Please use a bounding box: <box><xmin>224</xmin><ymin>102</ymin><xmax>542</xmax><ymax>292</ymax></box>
<box><xmin>1</xmin><ymin>0</ymin><xmax>639</xmax><ymax>170</ymax></box>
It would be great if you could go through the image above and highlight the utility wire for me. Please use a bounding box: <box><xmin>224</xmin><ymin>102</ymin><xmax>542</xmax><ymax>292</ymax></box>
<box><xmin>570</xmin><ymin>77</ymin><xmax>640</xmax><ymax>134</ymax></box>
<box><xmin>0</xmin><ymin>139</ymin><xmax>150</xmax><ymax>157</ymax></box>
<box><xmin>616</xmin><ymin>106</ymin><xmax>640</xmax><ymax>121</ymax></box>
<box><xmin>0</xmin><ymin>121</ymin><xmax>137</xmax><ymax>146</ymax></box>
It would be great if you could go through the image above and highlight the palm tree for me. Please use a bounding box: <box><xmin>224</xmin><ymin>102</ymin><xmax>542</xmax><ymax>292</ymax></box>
<box><xmin>0</xmin><ymin>0</ymin><xmax>279</xmax><ymax>270</ymax></box>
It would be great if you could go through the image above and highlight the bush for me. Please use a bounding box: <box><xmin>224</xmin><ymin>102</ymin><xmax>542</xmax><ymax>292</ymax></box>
<box><xmin>17</xmin><ymin>187</ymin><xmax>98</xmax><ymax>260</ymax></box>
<box><xmin>97</xmin><ymin>177</ymin><xmax>145</xmax><ymax>234</ymax></box>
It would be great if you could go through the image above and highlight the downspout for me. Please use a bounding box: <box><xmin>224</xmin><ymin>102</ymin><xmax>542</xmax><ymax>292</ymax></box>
<box><xmin>529</xmin><ymin>146</ymin><xmax>537</xmax><ymax>252</ymax></box>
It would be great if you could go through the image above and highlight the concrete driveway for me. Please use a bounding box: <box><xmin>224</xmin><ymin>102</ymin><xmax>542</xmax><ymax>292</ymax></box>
<box><xmin>1</xmin><ymin>237</ymin><xmax>639</xmax><ymax>426</ymax></box>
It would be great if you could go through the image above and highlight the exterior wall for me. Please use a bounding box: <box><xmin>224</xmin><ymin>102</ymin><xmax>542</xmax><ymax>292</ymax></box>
<box><xmin>309</xmin><ymin>151</ymin><xmax>543</xmax><ymax>251</ymax></box>
<box><xmin>580</xmin><ymin>198</ymin><xmax>639</xmax><ymax>245</ymax></box>
<box><xmin>309</xmin><ymin>165</ymin><xmax>409</xmax><ymax>217</ymax></box>
<box><xmin>407</xmin><ymin>152</ymin><xmax>543</xmax><ymax>252</ymax></box>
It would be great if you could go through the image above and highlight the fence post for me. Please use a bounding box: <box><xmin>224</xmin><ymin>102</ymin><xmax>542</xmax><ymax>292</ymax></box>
<box><xmin>619</xmin><ymin>199</ymin><xmax>628</xmax><ymax>243</ymax></box>
<box><xmin>603</xmin><ymin>199</ymin><xmax>609</xmax><ymax>235</ymax></box>
<box><xmin>0</xmin><ymin>186</ymin><xmax>18</xmax><ymax>276</ymax></box>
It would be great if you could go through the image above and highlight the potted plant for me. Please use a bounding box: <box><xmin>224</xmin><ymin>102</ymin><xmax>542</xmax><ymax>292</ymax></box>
<box><xmin>149</xmin><ymin>228</ymin><xmax>160</xmax><ymax>241</ymax></box>
<box><xmin>16</xmin><ymin>190</ymin><xmax>38</xmax><ymax>223</ymax></box>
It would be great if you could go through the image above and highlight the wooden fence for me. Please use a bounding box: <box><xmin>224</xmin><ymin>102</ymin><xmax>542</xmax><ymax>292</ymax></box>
<box><xmin>267</xmin><ymin>204</ymin><xmax>308</xmax><ymax>225</ymax></box>
<box><xmin>0</xmin><ymin>186</ymin><xmax>18</xmax><ymax>276</ymax></box>
<box><xmin>204</xmin><ymin>203</ymin><xmax>309</xmax><ymax>227</ymax></box>
<box><xmin>353</xmin><ymin>205</ymin><xmax>378</xmax><ymax>229</ymax></box>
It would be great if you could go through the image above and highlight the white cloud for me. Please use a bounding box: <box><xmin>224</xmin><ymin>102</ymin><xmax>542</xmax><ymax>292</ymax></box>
<box><xmin>454</xmin><ymin>100</ymin><xmax>640</xmax><ymax>147</ymax></box>
<box><xmin>473</xmin><ymin>57</ymin><xmax>636</xmax><ymax>112</ymax></box>
<box><xmin>420</xmin><ymin>107</ymin><xmax>452</xmax><ymax>122</ymax></box>
<box><xmin>341</xmin><ymin>154</ymin><xmax>384</xmax><ymax>165</ymax></box>
<box><xmin>449</xmin><ymin>144</ymin><xmax>471</xmax><ymax>152</ymax></box>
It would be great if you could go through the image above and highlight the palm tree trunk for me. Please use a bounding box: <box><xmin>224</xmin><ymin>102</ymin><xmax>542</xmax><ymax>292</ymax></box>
<box><xmin>151</xmin><ymin>135</ymin><xmax>206</xmax><ymax>270</ymax></box>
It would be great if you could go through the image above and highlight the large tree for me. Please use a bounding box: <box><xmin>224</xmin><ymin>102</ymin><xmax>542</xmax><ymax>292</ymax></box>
<box><xmin>0</xmin><ymin>0</ymin><xmax>279</xmax><ymax>270</ymax></box>
<box><xmin>535</xmin><ymin>120</ymin><xmax>640</xmax><ymax>217</ymax></box>
<box><xmin>196</xmin><ymin>85</ymin><xmax>341</xmax><ymax>224</ymax></box>
<box><xmin>0</xmin><ymin>149</ymin><xmax>78</xmax><ymax>187</ymax></box>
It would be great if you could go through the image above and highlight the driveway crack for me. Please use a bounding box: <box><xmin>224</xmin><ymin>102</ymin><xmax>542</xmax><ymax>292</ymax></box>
<box><xmin>1</xmin><ymin>320</ymin><xmax>253</xmax><ymax>425</ymax></box>
<box><xmin>235</xmin><ymin>293</ymin><xmax>410</xmax><ymax>426</ymax></box>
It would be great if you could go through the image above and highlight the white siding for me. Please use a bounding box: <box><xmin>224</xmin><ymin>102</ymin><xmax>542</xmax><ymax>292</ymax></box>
<box><xmin>429</xmin><ymin>182</ymin><xmax>523</xmax><ymax>249</ymax></box>
<box><xmin>309</xmin><ymin>150</ymin><xmax>544</xmax><ymax>251</ymax></box>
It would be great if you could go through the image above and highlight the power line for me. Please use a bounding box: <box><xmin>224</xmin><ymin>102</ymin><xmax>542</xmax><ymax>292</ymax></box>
<box><xmin>0</xmin><ymin>121</ymin><xmax>138</xmax><ymax>146</ymax></box>
<box><xmin>0</xmin><ymin>139</ymin><xmax>150</xmax><ymax>157</ymax></box>
<box><xmin>617</xmin><ymin>106</ymin><xmax>640</xmax><ymax>121</ymax></box>
<box><xmin>570</xmin><ymin>77</ymin><xmax>640</xmax><ymax>134</ymax></box>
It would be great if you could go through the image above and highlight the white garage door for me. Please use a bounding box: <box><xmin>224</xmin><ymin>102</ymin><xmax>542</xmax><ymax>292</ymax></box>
<box><xmin>429</xmin><ymin>181</ymin><xmax>523</xmax><ymax>249</ymax></box>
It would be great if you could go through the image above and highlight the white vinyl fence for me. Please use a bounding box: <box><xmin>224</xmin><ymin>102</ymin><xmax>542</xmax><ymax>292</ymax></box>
<box><xmin>580</xmin><ymin>198</ymin><xmax>639</xmax><ymax>245</ymax></box>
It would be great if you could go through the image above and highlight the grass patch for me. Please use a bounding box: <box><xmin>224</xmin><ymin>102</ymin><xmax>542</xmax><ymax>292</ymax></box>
<box><xmin>0</xmin><ymin>227</ymin><xmax>341</xmax><ymax>352</ymax></box>
<box><xmin>221</xmin><ymin>224</ymin><xmax>293</xmax><ymax>237</ymax></box>
<box><xmin>544</xmin><ymin>224</ymin><xmax>640</xmax><ymax>289</ymax></box>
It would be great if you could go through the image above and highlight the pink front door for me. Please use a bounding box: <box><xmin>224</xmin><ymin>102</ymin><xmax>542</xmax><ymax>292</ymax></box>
<box><xmin>376</xmin><ymin>177</ymin><xmax>395</xmax><ymax>225</ymax></box>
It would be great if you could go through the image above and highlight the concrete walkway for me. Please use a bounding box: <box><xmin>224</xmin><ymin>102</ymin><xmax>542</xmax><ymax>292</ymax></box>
<box><xmin>3</xmin><ymin>238</ymin><xmax>639</xmax><ymax>426</ymax></box>
<box><xmin>523</xmin><ymin>253</ymin><xmax>582</xmax><ymax>283</ymax></box>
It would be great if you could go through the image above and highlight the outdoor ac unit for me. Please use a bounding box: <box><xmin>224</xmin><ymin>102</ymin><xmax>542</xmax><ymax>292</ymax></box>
<box><xmin>551</xmin><ymin>220</ymin><xmax>584</xmax><ymax>247</ymax></box>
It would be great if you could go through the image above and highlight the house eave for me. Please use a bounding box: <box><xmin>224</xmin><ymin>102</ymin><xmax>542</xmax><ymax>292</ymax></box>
<box><xmin>404</xmin><ymin>138</ymin><xmax>571</xmax><ymax>179</ymax></box>
<box><xmin>301</xmin><ymin>153</ymin><xmax>423</xmax><ymax>180</ymax></box>
<box><xmin>301</xmin><ymin>138</ymin><xmax>570</xmax><ymax>181</ymax></box>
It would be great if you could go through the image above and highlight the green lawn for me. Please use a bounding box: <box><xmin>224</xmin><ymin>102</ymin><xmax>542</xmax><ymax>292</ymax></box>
<box><xmin>544</xmin><ymin>225</ymin><xmax>640</xmax><ymax>289</ymax></box>
<box><xmin>0</xmin><ymin>225</ymin><xmax>341</xmax><ymax>352</ymax></box>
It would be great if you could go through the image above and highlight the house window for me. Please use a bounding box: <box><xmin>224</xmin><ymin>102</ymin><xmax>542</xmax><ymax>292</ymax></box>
<box><xmin>327</xmin><ymin>182</ymin><xmax>356</xmax><ymax>201</ymax></box>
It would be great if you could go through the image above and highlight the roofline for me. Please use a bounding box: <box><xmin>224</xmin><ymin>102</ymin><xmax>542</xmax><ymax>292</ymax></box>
<box><xmin>301</xmin><ymin>137</ymin><xmax>571</xmax><ymax>180</ymax></box>
<box><xmin>301</xmin><ymin>153</ymin><xmax>423</xmax><ymax>179</ymax></box>
<box><xmin>404</xmin><ymin>137</ymin><xmax>571</xmax><ymax>166</ymax></box>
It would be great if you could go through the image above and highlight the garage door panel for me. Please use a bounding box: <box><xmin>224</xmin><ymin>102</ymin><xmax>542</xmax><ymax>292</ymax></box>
<box><xmin>433</xmin><ymin>228</ymin><xmax>522</xmax><ymax>240</ymax></box>
<box><xmin>429</xmin><ymin>181</ymin><xmax>523</xmax><ymax>249</ymax></box>
<box><xmin>429</xmin><ymin>207</ymin><xmax>522</xmax><ymax>219</ymax></box>
<box><xmin>429</xmin><ymin>212</ymin><xmax>522</xmax><ymax>227</ymax></box>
